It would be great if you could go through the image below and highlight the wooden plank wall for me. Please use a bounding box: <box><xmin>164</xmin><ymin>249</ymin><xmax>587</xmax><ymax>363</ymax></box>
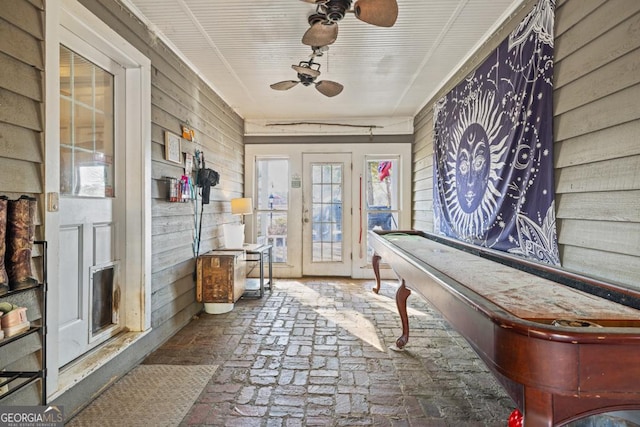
<box><xmin>0</xmin><ymin>0</ymin><xmax>45</xmax><ymax>405</ymax></box>
<box><xmin>0</xmin><ymin>0</ymin><xmax>44</xmax><ymax>200</ymax></box>
<box><xmin>1</xmin><ymin>0</ymin><xmax>244</xmax><ymax>404</ymax></box>
<box><xmin>79</xmin><ymin>0</ymin><xmax>245</xmax><ymax>328</ymax></box>
<box><xmin>412</xmin><ymin>0</ymin><xmax>640</xmax><ymax>289</ymax></box>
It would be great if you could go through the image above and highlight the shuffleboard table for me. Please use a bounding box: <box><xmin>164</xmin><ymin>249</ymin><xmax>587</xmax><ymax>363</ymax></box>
<box><xmin>369</xmin><ymin>230</ymin><xmax>640</xmax><ymax>426</ymax></box>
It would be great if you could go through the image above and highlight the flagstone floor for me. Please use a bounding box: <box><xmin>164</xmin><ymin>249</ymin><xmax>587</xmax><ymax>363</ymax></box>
<box><xmin>144</xmin><ymin>278</ymin><xmax>515</xmax><ymax>426</ymax></box>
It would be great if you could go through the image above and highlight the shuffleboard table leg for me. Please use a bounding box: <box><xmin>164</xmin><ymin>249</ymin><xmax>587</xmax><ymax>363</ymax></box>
<box><xmin>522</xmin><ymin>387</ymin><xmax>554</xmax><ymax>427</ymax></box>
<box><xmin>372</xmin><ymin>252</ymin><xmax>381</xmax><ymax>294</ymax></box>
<box><xmin>395</xmin><ymin>279</ymin><xmax>411</xmax><ymax>349</ymax></box>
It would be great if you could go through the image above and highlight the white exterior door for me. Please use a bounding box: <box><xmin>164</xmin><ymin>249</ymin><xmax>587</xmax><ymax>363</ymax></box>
<box><xmin>302</xmin><ymin>153</ymin><xmax>352</xmax><ymax>276</ymax></box>
<box><xmin>57</xmin><ymin>36</ymin><xmax>126</xmax><ymax>367</ymax></box>
<box><xmin>45</xmin><ymin>0</ymin><xmax>152</xmax><ymax>394</ymax></box>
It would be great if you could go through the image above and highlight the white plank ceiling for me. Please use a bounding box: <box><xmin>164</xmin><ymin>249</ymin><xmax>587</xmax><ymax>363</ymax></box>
<box><xmin>122</xmin><ymin>0</ymin><xmax>525</xmax><ymax>134</ymax></box>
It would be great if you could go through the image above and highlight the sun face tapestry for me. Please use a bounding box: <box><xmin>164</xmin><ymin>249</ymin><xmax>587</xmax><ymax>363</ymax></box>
<box><xmin>432</xmin><ymin>0</ymin><xmax>560</xmax><ymax>265</ymax></box>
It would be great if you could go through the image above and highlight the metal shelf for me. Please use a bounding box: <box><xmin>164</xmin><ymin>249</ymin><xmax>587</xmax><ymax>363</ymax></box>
<box><xmin>0</xmin><ymin>240</ymin><xmax>47</xmax><ymax>404</ymax></box>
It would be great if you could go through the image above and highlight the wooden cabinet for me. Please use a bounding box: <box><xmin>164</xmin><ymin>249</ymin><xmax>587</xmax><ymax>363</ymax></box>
<box><xmin>196</xmin><ymin>251</ymin><xmax>245</xmax><ymax>314</ymax></box>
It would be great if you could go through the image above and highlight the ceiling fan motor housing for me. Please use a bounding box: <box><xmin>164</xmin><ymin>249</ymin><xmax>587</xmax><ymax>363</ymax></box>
<box><xmin>298</xmin><ymin>74</ymin><xmax>316</xmax><ymax>86</ymax></box>
<box><xmin>322</xmin><ymin>0</ymin><xmax>352</xmax><ymax>23</ymax></box>
<box><xmin>307</xmin><ymin>13</ymin><xmax>326</xmax><ymax>26</ymax></box>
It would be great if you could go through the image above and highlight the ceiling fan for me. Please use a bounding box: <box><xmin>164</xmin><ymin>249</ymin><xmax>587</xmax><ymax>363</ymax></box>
<box><xmin>310</xmin><ymin>45</ymin><xmax>329</xmax><ymax>58</ymax></box>
<box><xmin>270</xmin><ymin>60</ymin><xmax>344</xmax><ymax>97</ymax></box>
<box><xmin>300</xmin><ymin>0</ymin><xmax>398</xmax><ymax>46</ymax></box>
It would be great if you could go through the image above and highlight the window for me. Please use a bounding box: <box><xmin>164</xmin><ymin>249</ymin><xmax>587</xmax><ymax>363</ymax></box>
<box><xmin>366</xmin><ymin>157</ymin><xmax>400</xmax><ymax>256</ymax></box>
<box><xmin>255</xmin><ymin>158</ymin><xmax>289</xmax><ymax>262</ymax></box>
<box><xmin>59</xmin><ymin>45</ymin><xmax>115</xmax><ymax>198</ymax></box>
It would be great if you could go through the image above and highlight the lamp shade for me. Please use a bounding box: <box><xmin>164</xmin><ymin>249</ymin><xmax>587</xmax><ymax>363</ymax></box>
<box><xmin>231</xmin><ymin>198</ymin><xmax>253</xmax><ymax>215</ymax></box>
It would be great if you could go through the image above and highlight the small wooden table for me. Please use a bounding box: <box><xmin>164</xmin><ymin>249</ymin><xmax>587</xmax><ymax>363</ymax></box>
<box><xmin>219</xmin><ymin>243</ymin><xmax>273</xmax><ymax>298</ymax></box>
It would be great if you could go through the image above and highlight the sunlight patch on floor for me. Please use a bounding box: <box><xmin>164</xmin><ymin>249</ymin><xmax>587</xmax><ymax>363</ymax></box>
<box><xmin>279</xmin><ymin>279</ymin><xmax>386</xmax><ymax>352</ymax></box>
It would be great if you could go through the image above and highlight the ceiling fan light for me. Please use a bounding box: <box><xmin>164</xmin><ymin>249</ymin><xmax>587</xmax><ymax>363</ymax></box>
<box><xmin>354</xmin><ymin>0</ymin><xmax>398</xmax><ymax>27</ymax></box>
<box><xmin>302</xmin><ymin>22</ymin><xmax>338</xmax><ymax>46</ymax></box>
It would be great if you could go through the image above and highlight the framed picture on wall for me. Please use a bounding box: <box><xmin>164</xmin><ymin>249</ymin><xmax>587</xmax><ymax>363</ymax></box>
<box><xmin>165</xmin><ymin>131</ymin><xmax>182</xmax><ymax>164</ymax></box>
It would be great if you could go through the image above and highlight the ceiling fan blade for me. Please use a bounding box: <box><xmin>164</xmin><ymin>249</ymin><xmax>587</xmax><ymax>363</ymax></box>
<box><xmin>315</xmin><ymin>80</ymin><xmax>343</xmax><ymax>97</ymax></box>
<box><xmin>354</xmin><ymin>0</ymin><xmax>398</xmax><ymax>27</ymax></box>
<box><xmin>270</xmin><ymin>81</ymin><xmax>300</xmax><ymax>91</ymax></box>
<box><xmin>302</xmin><ymin>22</ymin><xmax>338</xmax><ymax>46</ymax></box>
<box><xmin>292</xmin><ymin>64</ymin><xmax>321</xmax><ymax>78</ymax></box>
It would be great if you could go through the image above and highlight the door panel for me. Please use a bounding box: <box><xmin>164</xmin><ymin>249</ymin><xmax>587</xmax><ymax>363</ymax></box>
<box><xmin>59</xmin><ymin>197</ymin><xmax>116</xmax><ymax>366</ymax></box>
<box><xmin>94</xmin><ymin>224</ymin><xmax>114</xmax><ymax>265</ymax></box>
<box><xmin>58</xmin><ymin>226</ymin><xmax>81</xmax><ymax>327</ymax></box>
<box><xmin>302</xmin><ymin>153</ymin><xmax>352</xmax><ymax>276</ymax></box>
<box><xmin>58</xmin><ymin>39</ymin><xmax>123</xmax><ymax>367</ymax></box>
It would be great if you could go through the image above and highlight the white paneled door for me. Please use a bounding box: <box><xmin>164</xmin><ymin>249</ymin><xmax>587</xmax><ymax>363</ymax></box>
<box><xmin>57</xmin><ymin>38</ymin><xmax>125</xmax><ymax>367</ymax></box>
<box><xmin>302</xmin><ymin>153</ymin><xmax>352</xmax><ymax>276</ymax></box>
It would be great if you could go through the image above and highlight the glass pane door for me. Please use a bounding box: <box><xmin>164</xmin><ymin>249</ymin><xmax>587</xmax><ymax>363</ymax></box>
<box><xmin>302</xmin><ymin>153</ymin><xmax>352</xmax><ymax>276</ymax></box>
<box><xmin>58</xmin><ymin>42</ymin><xmax>123</xmax><ymax>367</ymax></box>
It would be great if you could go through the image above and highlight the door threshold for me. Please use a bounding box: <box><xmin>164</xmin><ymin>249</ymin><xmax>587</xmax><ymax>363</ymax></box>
<box><xmin>51</xmin><ymin>329</ymin><xmax>151</xmax><ymax>400</ymax></box>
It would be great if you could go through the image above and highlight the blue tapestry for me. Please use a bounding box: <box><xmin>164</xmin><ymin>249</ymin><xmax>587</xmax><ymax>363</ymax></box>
<box><xmin>433</xmin><ymin>0</ymin><xmax>560</xmax><ymax>265</ymax></box>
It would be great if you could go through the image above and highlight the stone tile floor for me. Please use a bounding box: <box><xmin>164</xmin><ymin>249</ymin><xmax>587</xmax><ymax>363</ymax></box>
<box><xmin>144</xmin><ymin>278</ymin><xmax>516</xmax><ymax>426</ymax></box>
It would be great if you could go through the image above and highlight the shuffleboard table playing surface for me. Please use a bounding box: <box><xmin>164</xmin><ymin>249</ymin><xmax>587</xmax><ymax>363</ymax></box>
<box><xmin>369</xmin><ymin>230</ymin><xmax>640</xmax><ymax>427</ymax></box>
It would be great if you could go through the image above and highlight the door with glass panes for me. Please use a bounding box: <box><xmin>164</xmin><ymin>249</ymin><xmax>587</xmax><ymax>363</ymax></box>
<box><xmin>302</xmin><ymin>153</ymin><xmax>352</xmax><ymax>276</ymax></box>
<box><xmin>58</xmin><ymin>38</ymin><xmax>125</xmax><ymax>367</ymax></box>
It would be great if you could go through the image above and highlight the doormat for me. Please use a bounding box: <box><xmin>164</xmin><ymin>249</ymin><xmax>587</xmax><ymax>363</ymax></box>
<box><xmin>66</xmin><ymin>364</ymin><xmax>218</xmax><ymax>426</ymax></box>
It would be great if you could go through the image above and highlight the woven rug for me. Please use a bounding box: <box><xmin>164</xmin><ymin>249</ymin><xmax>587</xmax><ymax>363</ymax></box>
<box><xmin>67</xmin><ymin>364</ymin><xmax>217</xmax><ymax>426</ymax></box>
